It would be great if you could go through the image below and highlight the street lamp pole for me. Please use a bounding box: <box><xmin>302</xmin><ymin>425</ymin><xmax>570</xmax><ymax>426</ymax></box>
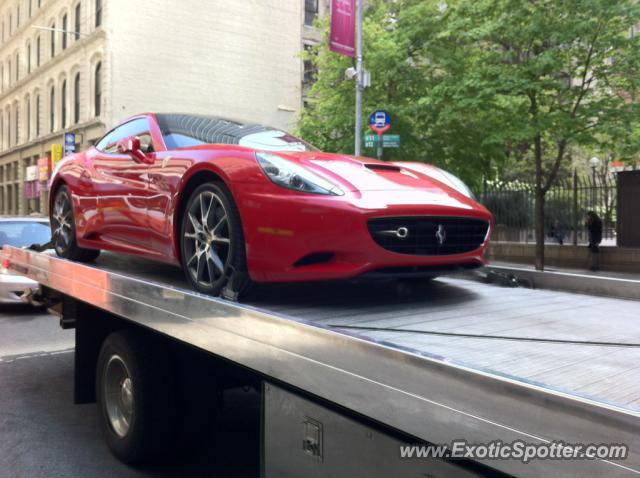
<box><xmin>354</xmin><ymin>0</ymin><xmax>364</xmax><ymax>157</ymax></box>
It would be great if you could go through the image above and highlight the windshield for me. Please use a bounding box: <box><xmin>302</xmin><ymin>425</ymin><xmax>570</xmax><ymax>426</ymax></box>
<box><xmin>156</xmin><ymin>113</ymin><xmax>317</xmax><ymax>152</ymax></box>
<box><xmin>0</xmin><ymin>221</ymin><xmax>51</xmax><ymax>248</ymax></box>
<box><xmin>238</xmin><ymin>130</ymin><xmax>316</xmax><ymax>152</ymax></box>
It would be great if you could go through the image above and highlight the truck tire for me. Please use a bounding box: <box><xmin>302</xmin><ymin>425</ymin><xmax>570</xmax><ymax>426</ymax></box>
<box><xmin>96</xmin><ymin>330</ymin><xmax>177</xmax><ymax>463</ymax></box>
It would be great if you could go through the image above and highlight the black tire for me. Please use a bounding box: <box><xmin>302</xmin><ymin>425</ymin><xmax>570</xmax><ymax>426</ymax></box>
<box><xmin>51</xmin><ymin>185</ymin><xmax>101</xmax><ymax>262</ymax></box>
<box><xmin>180</xmin><ymin>182</ymin><xmax>249</xmax><ymax>296</ymax></box>
<box><xmin>96</xmin><ymin>330</ymin><xmax>177</xmax><ymax>464</ymax></box>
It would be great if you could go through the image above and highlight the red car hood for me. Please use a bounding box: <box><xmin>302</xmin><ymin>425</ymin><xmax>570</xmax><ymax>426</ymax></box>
<box><xmin>274</xmin><ymin>151</ymin><xmax>485</xmax><ymax>211</ymax></box>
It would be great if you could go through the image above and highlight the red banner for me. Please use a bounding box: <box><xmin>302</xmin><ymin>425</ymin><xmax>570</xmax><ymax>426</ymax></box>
<box><xmin>330</xmin><ymin>0</ymin><xmax>356</xmax><ymax>57</ymax></box>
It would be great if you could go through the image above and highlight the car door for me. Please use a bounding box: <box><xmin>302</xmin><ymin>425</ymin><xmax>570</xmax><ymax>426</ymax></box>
<box><xmin>91</xmin><ymin>118</ymin><xmax>157</xmax><ymax>251</ymax></box>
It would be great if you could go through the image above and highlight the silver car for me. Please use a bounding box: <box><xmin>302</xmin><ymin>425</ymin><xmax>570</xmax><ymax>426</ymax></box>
<box><xmin>0</xmin><ymin>217</ymin><xmax>51</xmax><ymax>303</ymax></box>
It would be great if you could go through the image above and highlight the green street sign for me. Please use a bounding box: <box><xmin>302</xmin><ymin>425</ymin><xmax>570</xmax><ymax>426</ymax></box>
<box><xmin>382</xmin><ymin>134</ymin><xmax>400</xmax><ymax>148</ymax></box>
<box><xmin>364</xmin><ymin>134</ymin><xmax>401</xmax><ymax>148</ymax></box>
<box><xmin>364</xmin><ymin>134</ymin><xmax>378</xmax><ymax>148</ymax></box>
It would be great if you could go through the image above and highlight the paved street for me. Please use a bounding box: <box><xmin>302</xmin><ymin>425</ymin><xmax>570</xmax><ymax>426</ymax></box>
<box><xmin>0</xmin><ymin>305</ymin><xmax>260</xmax><ymax>478</ymax></box>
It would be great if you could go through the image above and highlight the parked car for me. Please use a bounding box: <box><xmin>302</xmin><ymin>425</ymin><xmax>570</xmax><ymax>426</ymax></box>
<box><xmin>0</xmin><ymin>217</ymin><xmax>51</xmax><ymax>303</ymax></box>
<box><xmin>49</xmin><ymin>113</ymin><xmax>492</xmax><ymax>296</ymax></box>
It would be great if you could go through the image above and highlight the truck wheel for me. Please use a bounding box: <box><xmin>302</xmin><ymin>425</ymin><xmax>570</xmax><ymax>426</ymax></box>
<box><xmin>51</xmin><ymin>185</ymin><xmax>101</xmax><ymax>262</ymax></box>
<box><xmin>96</xmin><ymin>330</ymin><xmax>177</xmax><ymax>463</ymax></box>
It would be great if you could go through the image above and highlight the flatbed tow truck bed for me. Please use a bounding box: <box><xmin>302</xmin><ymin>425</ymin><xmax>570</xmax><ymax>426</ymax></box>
<box><xmin>3</xmin><ymin>245</ymin><xmax>639</xmax><ymax>477</ymax></box>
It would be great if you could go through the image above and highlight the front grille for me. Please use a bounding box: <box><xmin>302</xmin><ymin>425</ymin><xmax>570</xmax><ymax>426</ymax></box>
<box><xmin>368</xmin><ymin>217</ymin><xmax>489</xmax><ymax>256</ymax></box>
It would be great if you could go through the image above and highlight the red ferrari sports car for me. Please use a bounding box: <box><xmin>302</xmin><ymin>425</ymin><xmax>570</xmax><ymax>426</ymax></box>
<box><xmin>49</xmin><ymin>113</ymin><xmax>492</xmax><ymax>297</ymax></box>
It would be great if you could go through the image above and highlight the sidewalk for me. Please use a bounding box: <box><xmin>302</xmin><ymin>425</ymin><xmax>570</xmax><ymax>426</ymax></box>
<box><xmin>490</xmin><ymin>260</ymin><xmax>640</xmax><ymax>281</ymax></box>
<box><xmin>475</xmin><ymin>261</ymin><xmax>640</xmax><ymax>301</ymax></box>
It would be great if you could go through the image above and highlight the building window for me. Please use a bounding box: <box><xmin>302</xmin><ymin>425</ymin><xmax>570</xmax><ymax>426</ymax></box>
<box><xmin>95</xmin><ymin>0</ymin><xmax>102</xmax><ymax>27</ymax></box>
<box><xmin>35</xmin><ymin>95</ymin><xmax>40</xmax><ymax>137</ymax></box>
<box><xmin>61</xmin><ymin>80</ymin><xmax>67</xmax><ymax>128</ymax></box>
<box><xmin>304</xmin><ymin>0</ymin><xmax>318</xmax><ymax>26</ymax></box>
<box><xmin>26</xmin><ymin>97</ymin><xmax>30</xmax><ymax>140</ymax></box>
<box><xmin>62</xmin><ymin>14</ymin><xmax>68</xmax><ymax>50</ymax></box>
<box><xmin>50</xmin><ymin>87</ymin><xmax>55</xmax><ymax>132</ymax></box>
<box><xmin>29</xmin><ymin>0</ymin><xmax>32</xmax><ymax>18</ymax></box>
<box><xmin>50</xmin><ymin>22</ymin><xmax>55</xmax><ymax>57</ymax></box>
<box><xmin>75</xmin><ymin>3</ymin><xmax>81</xmax><ymax>40</ymax></box>
<box><xmin>36</xmin><ymin>36</ymin><xmax>40</xmax><ymax>67</ymax></box>
<box><xmin>16</xmin><ymin>5</ymin><xmax>19</xmax><ymax>28</ymax></box>
<box><xmin>27</xmin><ymin>43</ymin><xmax>31</xmax><ymax>74</ymax></box>
<box><xmin>15</xmin><ymin>52</ymin><xmax>19</xmax><ymax>81</ymax></box>
<box><xmin>74</xmin><ymin>73</ymin><xmax>80</xmax><ymax>123</ymax></box>
<box><xmin>94</xmin><ymin>62</ymin><xmax>102</xmax><ymax>117</ymax></box>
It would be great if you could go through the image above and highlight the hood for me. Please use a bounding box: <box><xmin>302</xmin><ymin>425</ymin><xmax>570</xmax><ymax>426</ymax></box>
<box><xmin>274</xmin><ymin>151</ymin><xmax>483</xmax><ymax>209</ymax></box>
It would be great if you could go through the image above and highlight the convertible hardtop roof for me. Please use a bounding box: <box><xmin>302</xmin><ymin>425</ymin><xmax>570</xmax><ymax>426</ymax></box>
<box><xmin>155</xmin><ymin>113</ymin><xmax>272</xmax><ymax>146</ymax></box>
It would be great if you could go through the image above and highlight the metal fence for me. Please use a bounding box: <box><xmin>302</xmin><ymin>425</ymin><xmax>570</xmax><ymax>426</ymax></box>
<box><xmin>479</xmin><ymin>174</ymin><xmax>617</xmax><ymax>245</ymax></box>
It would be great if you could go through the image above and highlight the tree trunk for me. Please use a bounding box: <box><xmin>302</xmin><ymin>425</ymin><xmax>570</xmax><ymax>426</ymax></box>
<box><xmin>534</xmin><ymin>187</ymin><xmax>545</xmax><ymax>270</ymax></box>
<box><xmin>534</xmin><ymin>133</ymin><xmax>545</xmax><ymax>270</ymax></box>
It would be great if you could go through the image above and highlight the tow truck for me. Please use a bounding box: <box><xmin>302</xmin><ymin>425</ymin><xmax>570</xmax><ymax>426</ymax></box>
<box><xmin>1</xmin><ymin>245</ymin><xmax>639</xmax><ymax>477</ymax></box>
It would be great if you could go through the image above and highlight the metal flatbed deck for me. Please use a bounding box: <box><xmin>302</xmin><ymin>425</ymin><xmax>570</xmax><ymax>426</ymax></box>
<box><xmin>3</xmin><ymin>246</ymin><xmax>639</xmax><ymax>477</ymax></box>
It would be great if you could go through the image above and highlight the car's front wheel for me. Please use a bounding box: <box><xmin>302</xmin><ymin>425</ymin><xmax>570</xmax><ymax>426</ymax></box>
<box><xmin>180</xmin><ymin>182</ymin><xmax>249</xmax><ymax>297</ymax></box>
<box><xmin>51</xmin><ymin>185</ymin><xmax>101</xmax><ymax>262</ymax></box>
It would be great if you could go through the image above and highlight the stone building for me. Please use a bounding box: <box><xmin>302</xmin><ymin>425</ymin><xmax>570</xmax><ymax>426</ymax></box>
<box><xmin>0</xmin><ymin>0</ymin><xmax>327</xmax><ymax>215</ymax></box>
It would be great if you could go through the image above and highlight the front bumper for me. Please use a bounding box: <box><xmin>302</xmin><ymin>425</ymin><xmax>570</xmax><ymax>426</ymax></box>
<box><xmin>238</xmin><ymin>188</ymin><xmax>492</xmax><ymax>283</ymax></box>
<box><xmin>0</xmin><ymin>274</ymin><xmax>38</xmax><ymax>303</ymax></box>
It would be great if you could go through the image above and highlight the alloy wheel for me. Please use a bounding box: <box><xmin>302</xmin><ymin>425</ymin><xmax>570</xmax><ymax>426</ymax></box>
<box><xmin>183</xmin><ymin>191</ymin><xmax>231</xmax><ymax>289</ymax></box>
<box><xmin>52</xmin><ymin>192</ymin><xmax>72</xmax><ymax>253</ymax></box>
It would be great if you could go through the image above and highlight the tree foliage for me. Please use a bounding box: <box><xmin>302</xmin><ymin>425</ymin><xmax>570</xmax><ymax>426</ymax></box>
<box><xmin>299</xmin><ymin>0</ymin><xmax>640</xmax><ymax>268</ymax></box>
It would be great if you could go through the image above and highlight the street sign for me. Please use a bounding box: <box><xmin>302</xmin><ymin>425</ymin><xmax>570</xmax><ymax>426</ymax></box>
<box><xmin>364</xmin><ymin>134</ymin><xmax>401</xmax><ymax>148</ymax></box>
<box><xmin>382</xmin><ymin>134</ymin><xmax>400</xmax><ymax>148</ymax></box>
<box><xmin>64</xmin><ymin>132</ymin><xmax>76</xmax><ymax>156</ymax></box>
<box><xmin>369</xmin><ymin>110</ymin><xmax>391</xmax><ymax>135</ymax></box>
<box><xmin>364</xmin><ymin>135</ymin><xmax>377</xmax><ymax>148</ymax></box>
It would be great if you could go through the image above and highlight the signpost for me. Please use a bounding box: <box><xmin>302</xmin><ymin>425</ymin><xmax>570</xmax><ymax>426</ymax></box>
<box><xmin>368</xmin><ymin>110</ymin><xmax>398</xmax><ymax>160</ymax></box>
<box><xmin>364</xmin><ymin>134</ymin><xmax>401</xmax><ymax>149</ymax></box>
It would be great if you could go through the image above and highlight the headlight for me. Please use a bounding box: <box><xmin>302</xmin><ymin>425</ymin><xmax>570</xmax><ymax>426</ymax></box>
<box><xmin>438</xmin><ymin>169</ymin><xmax>476</xmax><ymax>200</ymax></box>
<box><xmin>256</xmin><ymin>152</ymin><xmax>344</xmax><ymax>196</ymax></box>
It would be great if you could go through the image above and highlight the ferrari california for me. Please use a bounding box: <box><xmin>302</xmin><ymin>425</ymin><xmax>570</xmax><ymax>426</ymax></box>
<box><xmin>49</xmin><ymin>113</ymin><xmax>492</xmax><ymax>297</ymax></box>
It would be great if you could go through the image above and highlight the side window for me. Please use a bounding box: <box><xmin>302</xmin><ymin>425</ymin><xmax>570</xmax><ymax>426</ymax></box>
<box><xmin>95</xmin><ymin>117</ymin><xmax>155</xmax><ymax>154</ymax></box>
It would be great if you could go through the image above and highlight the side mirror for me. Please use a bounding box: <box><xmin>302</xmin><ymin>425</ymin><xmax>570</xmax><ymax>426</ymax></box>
<box><xmin>117</xmin><ymin>136</ymin><xmax>153</xmax><ymax>164</ymax></box>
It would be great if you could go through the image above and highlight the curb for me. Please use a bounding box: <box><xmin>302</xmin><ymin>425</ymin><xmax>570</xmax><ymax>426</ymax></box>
<box><xmin>466</xmin><ymin>265</ymin><xmax>640</xmax><ymax>301</ymax></box>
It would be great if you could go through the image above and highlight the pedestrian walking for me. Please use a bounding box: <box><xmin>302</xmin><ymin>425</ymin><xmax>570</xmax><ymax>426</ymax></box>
<box><xmin>550</xmin><ymin>218</ymin><xmax>566</xmax><ymax>245</ymax></box>
<box><xmin>586</xmin><ymin>211</ymin><xmax>602</xmax><ymax>271</ymax></box>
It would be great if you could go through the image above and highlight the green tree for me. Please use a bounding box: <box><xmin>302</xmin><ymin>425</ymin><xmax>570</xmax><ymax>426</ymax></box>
<box><xmin>299</xmin><ymin>0</ymin><xmax>640</xmax><ymax>269</ymax></box>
